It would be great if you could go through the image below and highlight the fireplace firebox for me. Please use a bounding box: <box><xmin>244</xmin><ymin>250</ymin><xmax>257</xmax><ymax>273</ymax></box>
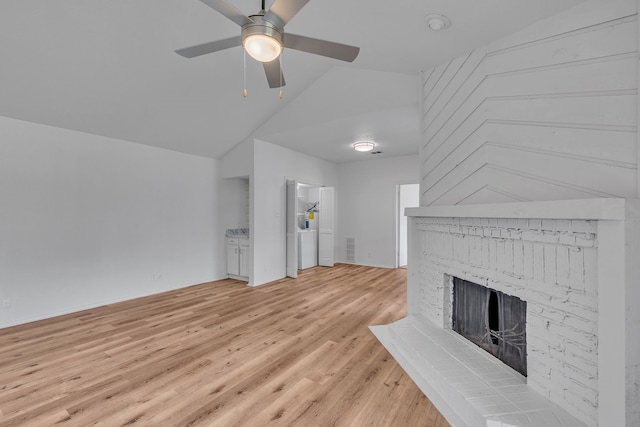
<box><xmin>452</xmin><ymin>277</ymin><xmax>527</xmax><ymax>376</ymax></box>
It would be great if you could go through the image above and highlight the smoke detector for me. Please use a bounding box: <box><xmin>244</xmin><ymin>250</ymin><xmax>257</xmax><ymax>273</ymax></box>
<box><xmin>424</xmin><ymin>14</ymin><xmax>451</xmax><ymax>31</ymax></box>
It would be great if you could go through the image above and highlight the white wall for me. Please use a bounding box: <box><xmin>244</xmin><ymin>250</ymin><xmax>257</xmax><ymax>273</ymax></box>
<box><xmin>219</xmin><ymin>178</ymin><xmax>249</xmax><ymax>230</ymax></box>
<box><xmin>220</xmin><ymin>138</ymin><xmax>253</xmax><ymax>179</ymax></box>
<box><xmin>0</xmin><ymin>117</ymin><xmax>221</xmax><ymax>328</ymax></box>
<box><xmin>398</xmin><ymin>183</ymin><xmax>420</xmax><ymax>266</ymax></box>
<box><xmin>420</xmin><ymin>0</ymin><xmax>638</xmax><ymax>206</ymax></box>
<box><xmin>337</xmin><ymin>155</ymin><xmax>419</xmax><ymax>268</ymax></box>
<box><xmin>252</xmin><ymin>139</ymin><xmax>338</xmax><ymax>286</ymax></box>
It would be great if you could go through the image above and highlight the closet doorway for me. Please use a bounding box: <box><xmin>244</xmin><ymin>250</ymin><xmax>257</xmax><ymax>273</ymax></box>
<box><xmin>286</xmin><ymin>180</ymin><xmax>335</xmax><ymax>278</ymax></box>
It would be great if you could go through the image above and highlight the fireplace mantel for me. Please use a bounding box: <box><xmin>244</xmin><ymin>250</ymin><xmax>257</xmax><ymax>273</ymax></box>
<box><xmin>373</xmin><ymin>198</ymin><xmax>640</xmax><ymax>426</ymax></box>
<box><xmin>406</xmin><ymin>197</ymin><xmax>638</xmax><ymax>221</ymax></box>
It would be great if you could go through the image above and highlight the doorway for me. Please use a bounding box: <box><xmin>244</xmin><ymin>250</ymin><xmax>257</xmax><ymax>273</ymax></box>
<box><xmin>397</xmin><ymin>183</ymin><xmax>419</xmax><ymax>268</ymax></box>
<box><xmin>286</xmin><ymin>180</ymin><xmax>335</xmax><ymax>278</ymax></box>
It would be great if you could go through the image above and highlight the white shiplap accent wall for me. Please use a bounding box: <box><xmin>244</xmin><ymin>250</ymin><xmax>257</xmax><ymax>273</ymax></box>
<box><xmin>420</xmin><ymin>0</ymin><xmax>638</xmax><ymax>206</ymax></box>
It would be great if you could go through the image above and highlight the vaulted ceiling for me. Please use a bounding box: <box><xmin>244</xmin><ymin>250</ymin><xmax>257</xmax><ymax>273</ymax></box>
<box><xmin>0</xmin><ymin>0</ymin><xmax>585</xmax><ymax>163</ymax></box>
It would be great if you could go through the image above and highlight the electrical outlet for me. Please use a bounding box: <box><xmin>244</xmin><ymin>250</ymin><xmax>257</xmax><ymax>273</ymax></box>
<box><xmin>151</xmin><ymin>273</ymin><xmax>163</xmax><ymax>281</ymax></box>
<box><xmin>1</xmin><ymin>297</ymin><xmax>11</xmax><ymax>309</ymax></box>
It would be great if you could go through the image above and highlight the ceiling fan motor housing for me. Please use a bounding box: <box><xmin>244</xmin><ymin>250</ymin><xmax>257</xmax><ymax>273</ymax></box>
<box><xmin>242</xmin><ymin>15</ymin><xmax>284</xmax><ymax>57</ymax></box>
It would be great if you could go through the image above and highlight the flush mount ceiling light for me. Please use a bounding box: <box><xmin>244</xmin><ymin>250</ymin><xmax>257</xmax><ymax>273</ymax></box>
<box><xmin>242</xmin><ymin>15</ymin><xmax>283</xmax><ymax>62</ymax></box>
<box><xmin>424</xmin><ymin>14</ymin><xmax>451</xmax><ymax>31</ymax></box>
<box><xmin>353</xmin><ymin>141</ymin><xmax>375</xmax><ymax>152</ymax></box>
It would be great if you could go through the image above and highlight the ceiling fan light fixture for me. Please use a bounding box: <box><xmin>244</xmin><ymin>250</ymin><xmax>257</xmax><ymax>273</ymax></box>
<box><xmin>353</xmin><ymin>141</ymin><xmax>375</xmax><ymax>152</ymax></box>
<box><xmin>241</xmin><ymin>15</ymin><xmax>284</xmax><ymax>63</ymax></box>
<box><xmin>243</xmin><ymin>33</ymin><xmax>282</xmax><ymax>62</ymax></box>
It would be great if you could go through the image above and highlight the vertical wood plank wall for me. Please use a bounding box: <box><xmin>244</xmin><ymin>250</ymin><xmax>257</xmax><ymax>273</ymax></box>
<box><xmin>420</xmin><ymin>0</ymin><xmax>639</xmax><ymax>206</ymax></box>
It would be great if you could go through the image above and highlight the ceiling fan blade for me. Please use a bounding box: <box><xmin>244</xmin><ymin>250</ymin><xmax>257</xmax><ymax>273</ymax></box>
<box><xmin>264</xmin><ymin>0</ymin><xmax>310</xmax><ymax>28</ymax></box>
<box><xmin>200</xmin><ymin>0</ymin><xmax>253</xmax><ymax>27</ymax></box>
<box><xmin>175</xmin><ymin>36</ymin><xmax>242</xmax><ymax>58</ymax></box>
<box><xmin>284</xmin><ymin>33</ymin><xmax>360</xmax><ymax>62</ymax></box>
<box><xmin>263</xmin><ymin>59</ymin><xmax>286</xmax><ymax>88</ymax></box>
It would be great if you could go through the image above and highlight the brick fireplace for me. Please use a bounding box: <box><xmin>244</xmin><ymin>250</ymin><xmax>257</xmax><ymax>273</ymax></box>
<box><xmin>371</xmin><ymin>198</ymin><xmax>640</xmax><ymax>427</ymax></box>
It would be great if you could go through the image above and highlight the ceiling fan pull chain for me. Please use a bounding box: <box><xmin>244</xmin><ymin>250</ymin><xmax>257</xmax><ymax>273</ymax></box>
<box><xmin>279</xmin><ymin>49</ymin><xmax>284</xmax><ymax>99</ymax></box>
<box><xmin>243</xmin><ymin>48</ymin><xmax>247</xmax><ymax>98</ymax></box>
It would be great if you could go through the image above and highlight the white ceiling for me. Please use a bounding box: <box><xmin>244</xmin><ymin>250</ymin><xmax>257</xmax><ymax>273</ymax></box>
<box><xmin>0</xmin><ymin>0</ymin><xmax>585</xmax><ymax>163</ymax></box>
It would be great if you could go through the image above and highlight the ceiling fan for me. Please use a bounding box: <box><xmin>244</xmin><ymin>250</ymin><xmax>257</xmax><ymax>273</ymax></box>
<box><xmin>175</xmin><ymin>0</ymin><xmax>360</xmax><ymax>89</ymax></box>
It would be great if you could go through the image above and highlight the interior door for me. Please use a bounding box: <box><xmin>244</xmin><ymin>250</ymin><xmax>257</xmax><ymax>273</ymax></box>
<box><xmin>318</xmin><ymin>186</ymin><xmax>335</xmax><ymax>267</ymax></box>
<box><xmin>286</xmin><ymin>179</ymin><xmax>298</xmax><ymax>278</ymax></box>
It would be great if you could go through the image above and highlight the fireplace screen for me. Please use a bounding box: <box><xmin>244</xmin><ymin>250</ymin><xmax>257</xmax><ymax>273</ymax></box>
<box><xmin>452</xmin><ymin>277</ymin><xmax>527</xmax><ymax>376</ymax></box>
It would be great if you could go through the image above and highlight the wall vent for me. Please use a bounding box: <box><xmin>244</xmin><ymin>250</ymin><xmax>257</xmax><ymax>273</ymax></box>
<box><xmin>346</xmin><ymin>237</ymin><xmax>356</xmax><ymax>263</ymax></box>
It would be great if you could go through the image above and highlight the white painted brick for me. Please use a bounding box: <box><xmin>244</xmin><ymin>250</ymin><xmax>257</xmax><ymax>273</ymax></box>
<box><xmin>563</xmin><ymin>334</ymin><xmax>598</xmax><ymax>359</ymax></box>
<box><xmin>575</xmin><ymin>233</ymin><xmax>596</xmax><ymax>247</ymax></box>
<box><xmin>529</xmin><ymin>304</ymin><xmax>566</xmax><ymax>324</ymax></box>
<box><xmin>543</xmin><ymin>244</ymin><xmax>557</xmax><ymax>284</ymax></box>
<box><xmin>556</xmin><ymin>246</ymin><xmax>570</xmax><ymax>288</ymax></box>
<box><xmin>527</xmin><ymin>355</ymin><xmax>552</xmax><ymax>380</ymax></box>
<box><xmin>496</xmin><ymin>218</ymin><xmax>508</xmax><ymax>229</ymax></box>
<box><xmin>543</xmin><ymin>230</ymin><xmax>560</xmax><ymax>244</ymax></box>
<box><xmin>547</xmin><ymin>322</ymin><xmax>597</xmax><ymax>350</ymax></box>
<box><xmin>513</xmin><ymin>240</ymin><xmax>524</xmax><ymax>277</ymax></box>
<box><xmin>549</xmin><ymin>348</ymin><xmax>597</xmax><ymax>383</ymax></box>
<box><xmin>563</xmin><ymin>384</ymin><xmax>598</xmax><ymax>415</ymax></box>
<box><xmin>555</xmin><ymin>219</ymin><xmax>572</xmax><ymax>232</ymax></box>
<box><xmin>545</xmin><ymin>298</ymin><xmax>598</xmax><ymax>323</ymax></box>
<box><xmin>564</xmin><ymin>351</ymin><xmax>598</xmax><ymax>382</ymax></box>
<box><xmin>516</xmin><ymin>219</ymin><xmax>528</xmax><ymax>230</ymax></box>
<box><xmin>571</xmin><ymin>220</ymin><xmax>596</xmax><ymax>234</ymax></box>
<box><xmin>533</xmin><ymin>243</ymin><xmax>545</xmax><ymax>282</ymax></box>
<box><xmin>488</xmin><ymin>239</ymin><xmax>498</xmax><ymax>272</ymax></box>
<box><xmin>460</xmin><ymin>218</ymin><xmax>474</xmax><ymax>227</ymax></box>
<box><xmin>504</xmin><ymin>240</ymin><xmax>514</xmax><ymax>275</ymax></box>
<box><xmin>496</xmin><ymin>240</ymin><xmax>506</xmax><ymax>273</ymax></box>
<box><xmin>521</xmin><ymin>229</ymin><xmax>545</xmax><ymax>243</ymax></box>
<box><xmin>523</xmin><ymin>241</ymin><xmax>534</xmax><ymax>279</ymax></box>
<box><xmin>559</xmin><ymin>232</ymin><xmax>576</xmax><ymax>246</ymax></box>
<box><xmin>583</xmin><ymin>247</ymin><xmax>598</xmax><ymax>297</ymax></box>
<box><xmin>528</xmin><ymin>219</ymin><xmax>542</xmax><ymax>230</ymax></box>
<box><xmin>561</xmin><ymin>314</ymin><xmax>598</xmax><ymax>337</ymax></box>
<box><xmin>569</xmin><ymin>247</ymin><xmax>585</xmax><ymax>293</ymax></box>
<box><xmin>471</xmin><ymin>236</ymin><xmax>483</xmax><ymax>267</ymax></box>
<box><xmin>541</xmin><ymin>219</ymin><xmax>556</xmax><ymax>231</ymax></box>
<box><xmin>509</xmin><ymin>228</ymin><xmax>523</xmax><ymax>241</ymax></box>
<box><xmin>481</xmin><ymin>237</ymin><xmax>490</xmax><ymax>269</ymax></box>
<box><xmin>413</xmin><ymin>215</ymin><xmax>602</xmax><ymax>423</ymax></box>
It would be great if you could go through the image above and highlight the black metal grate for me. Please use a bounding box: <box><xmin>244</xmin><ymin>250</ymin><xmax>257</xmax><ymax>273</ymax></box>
<box><xmin>452</xmin><ymin>277</ymin><xmax>527</xmax><ymax>376</ymax></box>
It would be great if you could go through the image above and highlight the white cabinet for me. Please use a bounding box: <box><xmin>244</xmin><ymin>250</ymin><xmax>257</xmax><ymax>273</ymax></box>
<box><xmin>227</xmin><ymin>237</ymin><xmax>249</xmax><ymax>281</ymax></box>
<box><xmin>239</xmin><ymin>240</ymin><xmax>249</xmax><ymax>277</ymax></box>
<box><xmin>227</xmin><ymin>239</ymin><xmax>240</xmax><ymax>276</ymax></box>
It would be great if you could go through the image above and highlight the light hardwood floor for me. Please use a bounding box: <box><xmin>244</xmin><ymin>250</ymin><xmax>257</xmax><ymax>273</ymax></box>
<box><xmin>0</xmin><ymin>264</ymin><xmax>449</xmax><ymax>426</ymax></box>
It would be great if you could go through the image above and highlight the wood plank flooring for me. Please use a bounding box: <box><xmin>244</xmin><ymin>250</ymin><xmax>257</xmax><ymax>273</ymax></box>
<box><xmin>0</xmin><ymin>264</ymin><xmax>449</xmax><ymax>426</ymax></box>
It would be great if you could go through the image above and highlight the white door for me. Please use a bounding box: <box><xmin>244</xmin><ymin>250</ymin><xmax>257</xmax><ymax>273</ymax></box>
<box><xmin>318</xmin><ymin>186</ymin><xmax>335</xmax><ymax>267</ymax></box>
<box><xmin>286</xmin><ymin>179</ymin><xmax>298</xmax><ymax>278</ymax></box>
